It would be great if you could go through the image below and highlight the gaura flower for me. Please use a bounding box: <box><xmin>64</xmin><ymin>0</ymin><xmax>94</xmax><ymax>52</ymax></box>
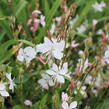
<box><xmin>76</xmin><ymin>21</ymin><xmax>88</xmax><ymax>34</ymax></box>
<box><xmin>32</xmin><ymin>10</ymin><xmax>41</xmax><ymax>17</ymax></box>
<box><xmin>24</xmin><ymin>100</ymin><xmax>32</xmax><ymax>106</ymax></box>
<box><xmin>0</xmin><ymin>83</ymin><xmax>9</xmax><ymax>97</ymax></box>
<box><xmin>46</xmin><ymin>62</ymin><xmax>71</xmax><ymax>84</ymax></box>
<box><xmin>50</xmin><ymin>23</ymin><xmax>56</xmax><ymax>34</ymax></box>
<box><xmin>6</xmin><ymin>73</ymin><xmax>16</xmax><ymax>92</ymax></box>
<box><xmin>62</xmin><ymin>101</ymin><xmax>77</xmax><ymax>109</ymax></box>
<box><xmin>74</xmin><ymin>81</ymin><xmax>87</xmax><ymax>98</ymax></box>
<box><xmin>40</xmin><ymin>15</ymin><xmax>46</xmax><ymax>27</ymax></box>
<box><xmin>104</xmin><ymin>46</ymin><xmax>109</xmax><ymax>64</ymax></box>
<box><xmin>71</xmin><ymin>41</ymin><xmax>79</xmax><ymax>48</ymax></box>
<box><xmin>17</xmin><ymin>46</ymin><xmax>36</xmax><ymax>64</ymax></box>
<box><xmin>38</xmin><ymin>73</ymin><xmax>55</xmax><ymax>90</ymax></box>
<box><xmin>30</xmin><ymin>18</ymin><xmax>40</xmax><ymax>32</ymax></box>
<box><xmin>92</xmin><ymin>1</ymin><xmax>106</xmax><ymax>12</ymax></box>
<box><xmin>92</xmin><ymin>19</ymin><xmax>98</xmax><ymax>29</ymax></box>
<box><xmin>62</xmin><ymin>92</ymin><xmax>69</xmax><ymax>102</ymax></box>
<box><xmin>36</xmin><ymin>37</ymin><xmax>65</xmax><ymax>60</ymax></box>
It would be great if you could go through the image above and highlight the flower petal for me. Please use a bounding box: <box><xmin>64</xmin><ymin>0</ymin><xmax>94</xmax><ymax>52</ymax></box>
<box><xmin>62</xmin><ymin>101</ymin><xmax>69</xmax><ymax>109</ymax></box>
<box><xmin>56</xmin><ymin>75</ymin><xmax>65</xmax><ymax>84</ymax></box>
<box><xmin>0</xmin><ymin>91</ymin><xmax>9</xmax><ymax>97</ymax></box>
<box><xmin>70</xmin><ymin>101</ymin><xmax>77</xmax><ymax>109</ymax></box>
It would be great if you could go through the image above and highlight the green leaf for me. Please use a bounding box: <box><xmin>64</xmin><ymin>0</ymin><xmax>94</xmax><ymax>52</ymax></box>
<box><xmin>0</xmin><ymin>20</ymin><xmax>14</xmax><ymax>39</ymax></box>
<box><xmin>94</xmin><ymin>98</ymin><xmax>109</xmax><ymax>109</ymax></box>
<box><xmin>35</xmin><ymin>0</ymin><xmax>61</xmax><ymax>43</ymax></box>
<box><xmin>18</xmin><ymin>39</ymin><xmax>35</xmax><ymax>47</ymax></box>
<box><xmin>74</xmin><ymin>0</ymin><xmax>96</xmax><ymax>27</ymax></box>
<box><xmin>39</xmin><ymin>94</ymin><xmax>48</xmax><ymax>109</ymax></box>
<box><xmin>14</xmin><ymin>0</ymin><xmax>27</xmax><ymax>17</ymax></box>
<box><xmin>12</xmin><ymin>105</ymin><xmax>24</xmax><ymax>109</ymax></box>
<box><xmin>44</xmin><ymin>0</ymin><xmax>50</xmax><ymax>17</ymax></box>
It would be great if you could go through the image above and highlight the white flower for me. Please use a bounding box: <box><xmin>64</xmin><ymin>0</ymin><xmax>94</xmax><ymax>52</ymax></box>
<box><xmin>17</xmin><ymin>46</ymin><xmax>36</xmax><ymax>64</ymax></box>
<box><xmin>6</xmin><ymin>73</ymin><xmax>16</xmax><ymax>92</ymax></box>
<box><xmin>92</xmin><ymin>1</ymin><xmax>106</xmax><ymax>12</ymax></box>
<box><xmin>24</xmin><ymin>100</ymin><xmax>32</xmax><ymax>106</ymax></box>
<box><xmin>76</xmin><ymin>21</ymin><xmax>88</xmax><ymax>34</ymax></box>
<box><xmin>36</xmin><ymin>37</ymin><xmax>65</xmax><ymax>60</ymax></box>
<box><xmin>0</xmin><ymin>83</ymin><xmax>9</xmax><ymax>97</ymax></box>
<box><xmin>40</xmin><ymin>15</ymin><xmax>46</xmax><ymax>27</ymax></box>
<box><xmin>62</xmin><ymin>92</ymin><xmax>69</xmax><ymax>102</ymax></box>
<box><xmin>46</xmin><ymin>62</ymin><xmax>70</xmax><ymax>84</ymax></box>
<box><xmin>95</xmin><ymin>74</ymin><xmax>102</xmax><ymax>88</ymax></box>
<box><xmin>96</xmin><ymin>29</ymin><xmax>103</xmax><ymax>35</ymax></box>
<box><xmin>74</xmin><ymin>81</ymin><xmax>87</xmax><ymax>98</ymax></box>
<box><xmin>85</xmin><ymin>75</ymin><xmax>92</xmax><ymax>85</ymax></box>
<box><xmin>38</xmin><ymin>74</ymin><xmax>55</xmax><ymax>90</ymax></box>
<box><xmin>50</xmin><ymin>23</ymin><xmax>56</xmax><ymax>34</ymax></box>
<box><xmin>104</xmin><ymin>46</ymin><xmax>109</xmax><ymax>64</ymax></box>
<box><xmin>62</xmin><ymin>101</ymin><xmax>77</xmax><ymax>109</ymax></box>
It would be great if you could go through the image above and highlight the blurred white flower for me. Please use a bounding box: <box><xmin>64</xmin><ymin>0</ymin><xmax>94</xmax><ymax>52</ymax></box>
<box><xmin>38</xmin><ymin>73</ymin><xmax>55</xmax><ymax>90</ymax></box>
<box><xmin>50</xmin><ymin>23</ymin><xmax>56</xmax><ymax>34</ymax></box>
<box><xmin>62</xmin><ymin>101</ymin><xmax>77</xmax><ymax>109</ymax></box>
<box><xmin>104</xmin><ymin>46</ymin><xmax>109</xmax><ymax>64</ymax></box>
<box><xmin>17</xmin><ymin>46</ymin><xmax>36</xmax><ymax>64</ymax></box>
<box><xmin>0</xmin><ymin>83</ymin><xmax>9</xmax><ymax>97</ymax></box>
<box><xmin>71</xmin><ymin>41</ymin><xmax>79</xmax><ymax>48</ymax></box>
<box><xmin>46</xmin><ymin>62</ymin><xmax>70</xmax><ymax>84</ymax></box>
<box><xmin>40</xmin><ymin>15</ymin><xmax>46</xmax><ymax>27</ymax></box>
<box><xmin>36</xmin><ymin>37</ymin><xmax>65</xmax><ymax>60</ymax></box>
<box><xmin>92</xmin><ymin>1</ymin><xmax>106</xmax><ymax>12</ymax></box>
<box><xmin>24</xmin><ymin>100</ymin><xmax>32</xmax><ymax>106</ymax></box>
<box><xmin>62</xmin><ymin>92</ymin><xmax>69</xmax><ymax>102</ymax></box>
<box><xmin>96</xmin><ymin>29</ymin><xmax>104</xmax><ymax>35</ymax></box>
<box><xmin>6</xmin><ymin>73</ymin><xmax>16</xmax><ymax>92</ymax></box>
<box><xmin>76</xmin><ymin>21</ymin><xmax>88</xmax><ymax>34</ymax></box>
<box><xmin>95</xmin><ymin>74</ymin><xmax>102</xmax><ymax>88</ymax></box>
<box><xmin>74</xmin><ymin>81</ymin><xmax>87</xmax><ymax>98</ymax></box>
<box><xmin>92</xmin><ymin>19</ymin><xmax>98</xmax><ymax>29</ymax></box>
<box><xmin>85</xmin><ymin>75</ymin><xmax>92</xmax><ymax>85</ymax></box>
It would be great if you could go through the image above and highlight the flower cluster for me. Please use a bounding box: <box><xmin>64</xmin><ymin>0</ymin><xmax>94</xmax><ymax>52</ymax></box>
<box><xmin>0</xmin><ymin>73</ymin><xmax>16</xmax><ymax>97</ymax></box>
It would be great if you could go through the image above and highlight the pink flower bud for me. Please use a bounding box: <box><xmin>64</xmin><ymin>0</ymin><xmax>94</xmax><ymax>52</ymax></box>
<box><xmin>62</xmin><ymin>92</ymin><xmax>69</xmax><ymax>102</ymax></box>
<box><xmin>71</xmin><ymin>41</ymin><xmax>79</xmax><ymax>48</ymax></box>
<box><xmin>32</xmin><ymin>10</ymin><xmax>41</xmax><ymax>17</ymax></box>
<box><xmin>27</xmin><ymin>19</ymin><xmax>32</xmax><ymax>26</ymax></box>
<box><xmin>92</xmin><ymin>19</ymin><xmax>98</xmax><ymax>29</ymax></box>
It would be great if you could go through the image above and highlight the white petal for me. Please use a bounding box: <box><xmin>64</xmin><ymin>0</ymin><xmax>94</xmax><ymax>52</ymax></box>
<box><xmin>70</xmin><ymin>101</ymin><xmax>77</xmax><ymax>109</ymax></box>
<box><xmin>24</xmin><ymin>46</ymin><xmax>36</xmax><ymax>58</ymax></box>
<box><xmin>0</xmin><ymin>91</ymin><xmax>9</xmax><ymax>97</ymax></box>
<box><xmin>53</xmin><ymin>49</ymin><xmax>63</xmax><ymax>60</ymax></box>
<box><xmin>0</xmin><ymin>83</ymin><xmax>6</xmax><ymax>90</ymax></box>
<box><xmin>50</xmin><ymin>24</ymin><xmax>56</xmax><ymax>34</ymax></box>
<box><xmin>6</xmin><ymin>73</ymin><xmax>12</xmax><ymax>81</ymax></box>
<box><xmin>41</xmin><ymin>74</ymin><xmax>51</xmax><ymax>80</ymax></box>
<box><xmin>9</xmin><ymin>82</ymin><xmax>16</xmax><ymax>92</ymax></box>
<box><xmin>62</xmin><ymin>101</ymin><xmax>69</xmax><ymax>109</ymax></box>
<box><xmin>56</xmin><ymin>75</ymin><xmax>65</xmax><ymax>84</ymax></box>
<box><xmin>52</xmin><ymin>63</ymin><xmax>58</xmax><ymax>72</ymax></box>
<box><xmin>46</xmin><ymin>70</ymin><xmax>56</xmax><ymax>76</ymax></box>
<box><xmin>18</xmin><ymin>48</ymin><xmax>24</xmax><ymax>55</ymax></box>
<box><xmin>17</xmin><ymin>55</ymin><xmax>24</xmax><ymax>62</ymax></box>
<box><xmin>48</xmin><ymin>79</ymin><xmax>55</xmax><ymax>86</ymax></box>
<box><xmin>53</xmin><ymin>40</ymin><xmax>65</xmax><ymax>52</ymax></box>
<box><xmin>38</xmin><ymin>79</ymin><xmax>48</xmax><ymax>89</ymax></box>
<box><xmin>36</xmin><ymin>37</ymin><xmax>52</xmax><ymax>53</ymax></box>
